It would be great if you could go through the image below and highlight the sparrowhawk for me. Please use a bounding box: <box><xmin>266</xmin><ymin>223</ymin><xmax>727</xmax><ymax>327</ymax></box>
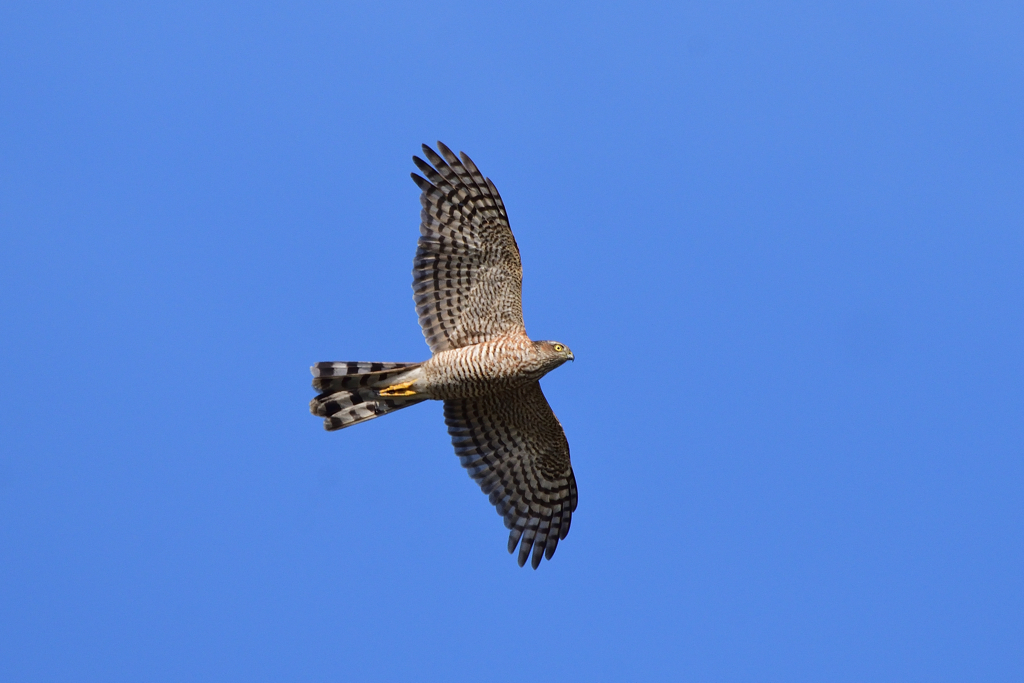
<box><xmin>310</xmin><ymin>143</ymin><xmax>576</xmax><ymax>569</ymax></box>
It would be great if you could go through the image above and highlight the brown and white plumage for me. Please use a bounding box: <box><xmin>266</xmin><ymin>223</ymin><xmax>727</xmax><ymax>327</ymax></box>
<box><xmin>411</xmin><ymin>144</ymin><xmax>524</xmax><ymax>353</ymax></box>
<box><xmin>310</xmin><ymin>143</ymin><xmax>576</xmax><ymax>569</ymax></box>
<box><xmin>445</xmin><ymin>382</ymin><xmax>577</xmax><ymax>569</ymax></box>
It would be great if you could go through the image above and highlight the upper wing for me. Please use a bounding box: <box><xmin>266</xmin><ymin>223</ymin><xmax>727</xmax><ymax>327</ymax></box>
<box><xmin>443</xmin><ymin>381</ymin><xmax>577</xmax><ymax>569</ymax></box>
<box><xmin>411</xmin><ymin>142</ymin><xmax>524</xmax><ymax>353</ymax></box>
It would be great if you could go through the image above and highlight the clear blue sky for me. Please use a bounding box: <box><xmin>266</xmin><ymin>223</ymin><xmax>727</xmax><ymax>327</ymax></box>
<box><xmin>1</xmin><ymin>2</ymin><xmax>1021</xmax><ymax>681</ymax></box>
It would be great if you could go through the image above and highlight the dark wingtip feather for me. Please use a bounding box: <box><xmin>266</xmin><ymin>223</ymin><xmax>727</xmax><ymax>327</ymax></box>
<box><xmin>517</xmin><ymin>538</ymin><xmax>532</xmax><ymax>567</ymax></box>
<box><xmin>421</xmin><ymin>144</ymin><xmax>444</xmax><ymax>167</ymax></box>
<box><xmin>412</xmin><ymin>155</ymin><xmax>434</xmax><ymax>175</ymax></box>
<box><xmin>436</xmin><ymin>141</ymin><xmax>458</xmax><ymax>163</ymax></box>
<box><xmin>410</xmin><ymin>173</ymin><xmax>433</xmax><ymax>192</ymax></box>
<box><xmin>531</xmin><ymin>544</ymin><xmax>543</xmax><ymax>569</ymax></box>
<box><xmin>507</xmin><ymin>528</ymin><xmax>522</xmax><ymax>554</ymax></box>
<box><xmin>460</xmin><ymin>151</ymin><xmax>479</xmax><ymax>173</ymax></box>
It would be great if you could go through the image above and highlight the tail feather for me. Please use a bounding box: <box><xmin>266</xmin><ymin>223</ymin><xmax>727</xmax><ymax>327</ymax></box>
<box><xmin>310</xmin><ymin>361</ymin><xmax>425</xmax><ymax>431</ymax></box>
<box><xmin>311</xmin><ymin>361</ymin><xmax>419</xmax><ymax>393</ymax></box>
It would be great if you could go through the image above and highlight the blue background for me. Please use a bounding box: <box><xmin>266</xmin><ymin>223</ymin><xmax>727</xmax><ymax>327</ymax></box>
<box><xmin>2</xmin><ymin>2</ymin><xmax>1021</xmax><ymax>681</ymax></box>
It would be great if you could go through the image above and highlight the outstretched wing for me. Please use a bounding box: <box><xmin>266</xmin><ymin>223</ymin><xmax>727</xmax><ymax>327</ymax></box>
<box><xmin>411</xmin><ymin>142</ymin><xmax>524</xmax><ymax>353</ymax></box>
<box><xmin>443</xmin><ymin>382</ymin><xmax>577</xmax><ymax>569</ymax></box>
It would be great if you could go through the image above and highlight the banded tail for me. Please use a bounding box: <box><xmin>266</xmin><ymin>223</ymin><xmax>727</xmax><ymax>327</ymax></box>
<box><xmin>310</xmin><ymin>361</ymin><xmax>426</xmax><ymax>431</ymax></box>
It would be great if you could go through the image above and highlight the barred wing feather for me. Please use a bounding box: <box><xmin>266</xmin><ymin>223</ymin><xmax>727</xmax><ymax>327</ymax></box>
<box><xmin>411</xmin><ymin>142</ymin><xmax>525</xmax><ymax>353</ymax></box>
<box><xmin>443</xmin><ymin>382</ymin><xmax>577</xmax><ymax>569</ymax></box>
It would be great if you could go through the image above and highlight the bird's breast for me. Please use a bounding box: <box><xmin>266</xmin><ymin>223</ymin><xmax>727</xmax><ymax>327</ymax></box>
<box><xmin>420</xmin><ymin>337</ymin><xmax>542</xmax><ymax>400</ymax></box>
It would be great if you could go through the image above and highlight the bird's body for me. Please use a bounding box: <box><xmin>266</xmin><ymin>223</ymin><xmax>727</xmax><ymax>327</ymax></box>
<box><xmin>310</xmin><ymin>143</ymin><xmax>576</xmax><ymax>569</ymax></box>
<box><xmin>420</xmin><ymin>335</ymin><xmax>568</xmax><ymax>399</ymax></box>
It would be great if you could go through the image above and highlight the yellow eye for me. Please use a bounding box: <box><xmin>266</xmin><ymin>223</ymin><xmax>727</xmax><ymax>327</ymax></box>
<box><xmin>553</xmin><ymin>344</ymin><xmax>564</xmax><ymax>352</ymax></box>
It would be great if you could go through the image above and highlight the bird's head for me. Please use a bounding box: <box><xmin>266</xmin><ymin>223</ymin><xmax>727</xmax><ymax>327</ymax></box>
<box><xmin>534</xmin><ymin>340</ymin><xmax>575</xmax><ymax>371</ymax></box>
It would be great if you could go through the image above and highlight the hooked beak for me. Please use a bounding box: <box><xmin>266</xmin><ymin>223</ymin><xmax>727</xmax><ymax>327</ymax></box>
<box><xmin>568</xmin><ymin>350</ymin><xmax>575</xmax><ymax>362</ymax></box>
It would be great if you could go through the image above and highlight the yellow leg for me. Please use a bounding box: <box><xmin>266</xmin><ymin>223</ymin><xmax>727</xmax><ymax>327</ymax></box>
<box><xmin>378</xmin><ymin>380</ymin><xmax>418</xmax><ymax>397</ymax></box>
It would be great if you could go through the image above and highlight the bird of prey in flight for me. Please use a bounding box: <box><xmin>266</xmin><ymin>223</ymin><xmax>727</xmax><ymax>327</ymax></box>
<box><xmin>310</xmin><ymin>143</ymin><xmax>576</xmax><ymax>569</ymax></box>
